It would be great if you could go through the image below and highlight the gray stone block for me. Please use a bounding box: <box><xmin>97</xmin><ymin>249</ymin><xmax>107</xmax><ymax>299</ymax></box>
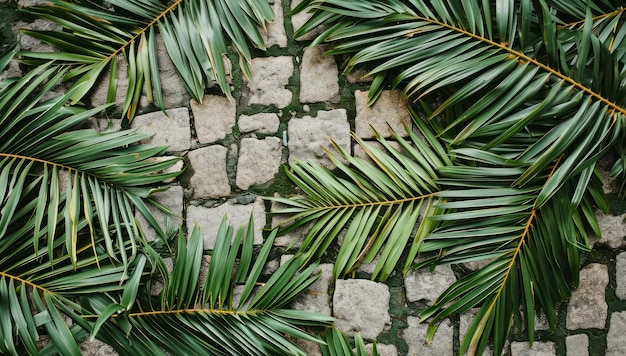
<box><xmin>403</xmin><ymin>316</ymin><xmax>453</xmax><ymax>356</ymax></box>
<box><xmin>616</xmin><ymin>252</ymin><xmax>626</xmax><ymax>300</ymax></box>
<box><xmin>133</xmin><ymin>108</ymin><xmax>191</xmax><ymax>152</ymax></box>
<box><xmin>591</xmin><ymin>211</ymin><xmax>626</xmax><ymax>249</ymax></box>
<box><xmin>236</xmin><ymin>137</ymin><xmax>282</xmax><ymax>190</ymax></box>
<box><xmin>186</xmin><ymin>197</ymin><xmax>265</xmax><ymax>249</ymax></box>
<box><xmin>191</xmin><ymin>95</ymin><xmax>236</xmax><ymax>144</ymax></box>
<box><xmin>567</xmin><ymin>263</ymin><xmax>608</xmax><ymax>330</ymax></box>
<box><xmin>187</xmin><ymin>145</ymin><xmax>230</xmax><ymax>198</ymax></box>
<box><xmin>238</xmin><ymin>113</ymin><xmax>280</xmax><ymax>134</ymax></box>
<box><xmin>607</xmin><ymin>311</ymin><xmax>626</xmax><ymax>355</ymax></box>
<box><xmin>291</xmin><ymin>263</ymin><xmax>333</xmax><ymax>315</ymax></box>
<box><xmin>510</xmin><ymin>341</ymin><xmax>556</xmax><ymax>356</ymax></box>
<box><xmin>245</xmin><ymin>56</ymin><xmax>293</xmax><ymax>108</ymax></box>
<box><xmin>136</xmin><ymin>185</ymin><xmax>184</xmax><ymax>242</ymax></box>
<box><xmin>333</xmin><ymin>279</ymin><xmax>391</xmax><ymax>339</ymax></box>
<box><xmin>405</xmin><ymin>265</ymin><xmax>456</xmax><ymax>304</ymax></box>
<box><xmin>299</xmin><ymin>45</ymin><xmax>339</xmax><ymax>103</ymax></box>
<box><xmin>355</xmin><ymin>90</ymin><xmax>411</xmax><ymax>139</ymax></box>
<box><xmin>288</xmin><ymin>109</ymin><xmax>350</xmax><ymax>169</ymax></box>
<box><xmin>366</xmin><ymin>344</ymin><xmax>397</xmax><ymax>356</ymax></box>
<box><xmin>566</xmin><ymin>334</ymin><xmax>589</xmax><ymax>356</ymax></box>
<box><xmin>262</xmin><ymin>0</ymin><xmax>287</xmax><ymax>48</ymax></box>
<box><xmin>271</xmin><ymin>196</ymin><xmax>306</xmax><ymax>248</ymax></box>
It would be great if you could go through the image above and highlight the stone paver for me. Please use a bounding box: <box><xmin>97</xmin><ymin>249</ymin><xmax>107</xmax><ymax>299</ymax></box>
<box><xmin>405</xmin><ymin>264</ymin><xmax>456</xmax><ymax>304</ymax></box>
<box><xmin>291</xmin><ymin>263</ymin><xmax>333</xmax><ymax>315</ymax></box>
<box><xmin>186</xmin><ymin>197</ymin><xmax>265</xmax><ymax>249</ymax></box>
<box><xmin>300</xmin><ymin>45</ymin><xmax>339</xmax><ymax>103</ymax></box>
<box><xmin>366</xmin><ymin>344</ymin><xmax>397</xmax><ymax>356</ymax></box>
<box><xmin>607</xmin><ymin>311</ymin><xmax>626</xmax><ymax>355</ymax></box>
<box><xmin>355</xmin><ymin>90</ymin><xmax>412</xmax><ymax>139</ymax></box>
<box><xmin>566</xmin><ymin>334</ymin><xmax>589</xmax><ymax>356</ymax></box>
<box><xmin>288</xmin><ymin>109</ymin><xmax>350</xmax><ymax>169</ymax></box>
<box><xmin>238</xmin><ymin>113</ymin><xmax>280</xmax><ymax>134</ymax></box>
<box><xmin>236</xmin><ymin>137</ymin><xmax>282</xmax><ymax>189</ymax></box>
<box><xmin>245</xmin><ymin>56</ymin><xmax>293</xmax><ymax>108</ymax></box>
<box><xmin>616</xmin><ymin>252</ymin><xmax>626</xmax><ymax>300</ymax></box>
<box><xmin>133</xmin><ymin>108</ymin><xmax>191</xmax><ymax>152</ymax></box>
<box><xmin>291</xmin><ymin>0</ymin><xmax>326</xmax><ymax>41</ymax></box>
<box><xmin>403</xmin><ymin>316</ymin><xmax>453</xmax><ymax>356</ymax></box>
<box><xmin>510</xmin><ymin>341</ymin><xmax>556</xmax><ymax>356</ymax></box>
<box><xmin>187</xmin><ymin>145</ymin><xmax>230</xmax><ymax>198</ymax></box>
<box><xmin>591</xmin><ymin>212</ymin><xmax>626</xmax><ymax>249</ymax></box>
<box><xmin>191</xmin><ymin>95</ymin><xmax>236</xmax><ymax>144</ymax></box>
<box><xmin>136</xmin><ymin>185</ymin><xmax>184</xmax><ymax>241</ymax></box>
<box><xmin>262</xmin><ymin>0</ymin><xmax>287</xmax><ymax>48</ymax></box>
<box><xmin>567</xmin><ymin>263</ymin><xmax>608</xmax><ymax>330</ymax></box>
<box><xmin>333</xmin><ymin>279</ymin><xmax>391</xmax><ymax>339</ymax></box>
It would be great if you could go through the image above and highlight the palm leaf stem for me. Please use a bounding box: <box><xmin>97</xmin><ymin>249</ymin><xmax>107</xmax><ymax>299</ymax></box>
<box><xmin>558</xmin><ymin>7</ymin><xmax>626</xmax><ymax>28</ymax></box>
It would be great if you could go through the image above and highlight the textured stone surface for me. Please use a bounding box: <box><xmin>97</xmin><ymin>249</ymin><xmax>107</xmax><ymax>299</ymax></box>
<box><xmin>191</xmin><ymin>95</ymin><xmax>236</xmax><ymax>144</ymax></box>
<box><xmin>607</xmin><ymin>311</ymin><xmax>626</xmax><ymax>355</ymax></box>
<box><xmin>16</xmin><ymin>19</ymin><xmax>61</xmax><ymax>52</ymax></box>
<box><xmin>136</xmin><ymin>185</ymin><xmax>184</xmax><ymax>241</ymax></box>
<box><xmin>262</xmin><ymin>0</ymin><xmax>287</xmax><ymax>47</ymax></box>
<box><xmin>133</xmin><ymin>108</ymin><xmax>191</xmax><ymax>152</ymax></box>
<box><xmin>405</xmin><ymin>265</ymin><xmax>456</xmax><ymax>304</ymax></box>
<box><xmin>567</xmin><ymin>263</ymin><xmax>608</xmax><ymax>329</ymax></box>
<box><xmin>238</xmin><ymin>113</ymin><xmax>280</xmax><ymax>134</ymax></box>
<box><xmin>144</xmin><ymin>156</ymin><xmax>184</xmax><ymax>183</ymax></box>
<box><xmin>187</xmin><ymin>145</ymin><xmax>230</xmax><ymax>198</ymax></box>
<box><xmin>355</xmin><ymin>90</ymin><xmax>412</xmax><ymax>139</ymax></box>
<box><xmin>566</xmin><ymin>334</ymin><xmax>589</xmax><ymax>356</ymax></box>
<box><xmin>510</xmin><ymin>341</ymin><xmax>556</xmax><ymax>356</ymax></box>
<box><xmin>291</xmin><ymin>0</ymin><xmax>327</xmax><ymax>41</ymax></box>
<box><xmin>592</xmin><ymin>212</ymin><xmax>626</xmax><ymax>249</ymax></box>
<box><xmin>0</xmin><ymin>59</ymin><xmax>21</xmax><ymax>82</ymax></box>
<box><xmin>616</xmin><ymin>252</ymin><xmax>626</xmax><ymax>300</ymax></box>
<box><xmin>288</xmin><ymin>109</ymin><xmax>350</xmax><ymax>169</ymax></box>
<box><xmin>333</xmin><ymin>279</ymin><xmax>391</xmax><ymax>339</ymax></box>
<box><xmin>186</xmin><ymin>197</ymin><xmax>265</xmax><ymax>249</ymax></box>
<box><xmin>291</xmin><ymin>264</ymin><xmax>333</xmax><ymax>315</ymax></box>
<box><xmin>366</xmin><ymin>344</ymin><xmax>397</xmax><ymax>356</ymax></box>
<box><xmin>403</xmin><ymin>316</ymin><xmax>453</xmax><ymax>356</ymax></box>
<box><xmin>80</xmin><ymin>338</ymin><xmax>118</xmax><ymax>356</ymax></box>
<box><xmin>236</xmin><ymin>137</ymin><xmax>282</xmax><ymax>189</ymax></box>
<box><xmin>245</xmin><ymin>56</ymin><xmax>293</xmax><ymax>108</ymax></box>
<box><xmin>271</xmin><ymin>196</ymin><xmax>307</xmax><ymax>248</ymax></box>
<box><xmin>300</xmin><ymin>45</ymin><xmax>339</xmax><ymax>103</ymax></box>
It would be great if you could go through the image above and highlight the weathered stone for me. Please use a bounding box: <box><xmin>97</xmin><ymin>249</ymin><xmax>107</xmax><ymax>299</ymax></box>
<box><xmin>0</xmin><ymin>59</ymin><xmax>21</xmax><ymax>82</ymax></box>
<box><xmin>405</xmin><ymin>265</ymin><xmax>456</xmax><ymax>304</ymax></box>
<box><xmin>187</xmin><ymin>145</ymin><xmax>230</xmax><ymax>198</ymax></box>
<box><xmin>403</xmin><ymin>316</ymin><xmax>453</xmax><ymax>356</ymax></box>
<box><xmin>191</xmin><ymin>95</ymin><xmax>236</xmax><ymax>144</ymax></box>
<box><xmin>236</xmin><ymin>137</ymin><xmax>282</xmax><ymax>189</ymax></box>
<box><xmin>291</xmin><ymin>0</ymin><xmax>327</xmax><ymax>41</ymax></box>
<box><xmin>591</xmin><ymin>211</ymin><xmax>626</xmax><ymax>249</ymax></box>
<box><xmin>566</xmin><ymin>263</ymin><xmax>608</xmax><ymax>330</ymax></box>
<box><xmin>262</xmin><ymin>0</ymin><xmax>287</xmax><ymax>47</ymax></box>
<box><xmin>79</xmin><ymin>338</ymin><xmax>118</xmax><ymax>356</ymax></box>
<box><xmin>136</xmin><ymin>185</ymin><xmax>184</xmax><ymax>241</ymax></box>
<box><xmin>607</xmin><ymin>311</ymin><xmax>626</xmax><ymax>355</ymax></box>
<box><xmin>245</xmin><ymin>56</ymin><xmax>293</xmax><ymax>108</ymax></box>
<box><xmin>238</xmin><ymin>113</ymin><xmax>280</xmax><ymax>134</ymax></box>
<box><xmin>366</xmin><ymin>344</ymin><xmax>397</xmax><ymax>356</ymax></box>
<box><xmin>145</xmin><ymin>156</ymin><xmax>184</xmax><ymax>183</ymax></box>
<box><xmin>292</xmin><ymin>264</ymin><xmax>333</xmax><ymax>315</ymax></box>
<box><xmin>566</xmin><ymin>334</ymin><xmax>589</xmax><ymax>356</ymax></box>
<box><xmin>300</xmin><ymin>45</ymin><xmax>339</xmax><ymax>103</ymax></box>
<box><xmin>288</xmin><ymin>109</ymin><xmax>350</xmax><ymax>169</ymax></box>
<box><xmin>333</xmin><ymin>279</ymin><xmax>391</xmax><ymax>339</ymax></box>
<box><xmin>616</xmin><ymin>252</ymin><xmax>626</xmax><ymax>300</ymax></box>
<box><xmin>85</xmin><ymin>118</ymin><xmax>122</xmax><ymax>132</ymax></box>
<box><xmin>510</xmin><ymin>341</ymin><xmax>556</xmax><ymax>356</ymax></box>
<box><xmin>271</xmin><ymin>196</ymin><xmax>306</xmax><ymax>248</ymax></box>
<box><xmin>355</xmin><ymin>90</ymin><xmax>411</xmax><ymax>139</ymax></box>
<box><xmin>133</xmin><ymin>108</ymin><xmax>191</xmax><ymax>152</ymax></box>
<box><xmin>186</xmin><ymin>197</ymin><xmax>265</xmax><ymax>249</ymax></box>
<box><xmin>16</xmin><ymin>19</ymin><xmax>60</xmax><ymax>52</ymax></box>
<box><xmin>17</xmin><ymin>0</ymin><xmax>48</xmax><ymax>7</ymax></box>
<box><xmin>346</xmin><ymin>68</ymin><xmax>374</xmax><ymax>83</ymax></box>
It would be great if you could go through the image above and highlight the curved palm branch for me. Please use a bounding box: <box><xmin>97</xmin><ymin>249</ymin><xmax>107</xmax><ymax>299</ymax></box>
<box><xmin>1</xmin><ymin>63</ymin><xmax>181</xmax><ymax>268</ymax></box>
<box><xmin>19</xmin><ymin>0</ymin><xmax>273</xmax><ymax>119</ymax></box>
<box><xmin>84</xmin><ymin>217</ymin><xmax>333</xmax><ymax>355</ymax></box>
<box><xmin>283</xmin><ymin>1</ymin><xmax>626</xmax><ymax>355</ymax></box>
<box><xmin>319</xmin><ymin>328</ymin><xmax>379</xmax><ymax>356</ymax></box>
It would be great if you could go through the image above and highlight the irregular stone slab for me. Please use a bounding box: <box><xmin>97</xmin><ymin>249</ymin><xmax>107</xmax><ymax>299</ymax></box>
<box><xmin>186</xmin><ymin>197</ymin><xmax>265</xmax><ymax>249</ymax></box>
<box><xmin>366</xmin><ymin>344</ymin><xmax>397</xmax><ymax>356</ymax></box>
<box><xmin>236</xmin><ymin>137</ymin><xmax>282</xmax><ymax>190</ymax></box>
<box><xmin>238</xmin><ymin>113</ymin><xmax>280</xmax><ymax>134</ymax></box>
<box><xmin>288</xmin><ymin>109</ymin><xmax>350</xmax><ymax>169</ymax></box>
<box><xmin>187</xmin><ymin>145</ymin><xmax>230</xmax><ymax>198</ymax></box>
<box><xmin>333</xmin><ymin>279</ymin><xmax>391</xmax><ymax>339</ymax></box>
<box><xmin>607</xmin><ymin>311</ymin><xmax>626</xmax><ymax>355</ymax></box>
<box><xmin>510</xmin><ymin>341</ymin><xmax>556</xmax><ymax>356</ymax></box>
<box><xmin>136</xmin><ymin>185</ymin><xmax>184</xmax><ymax>242</ymax></box>
<box><xmin>567</xmin><ymin>263</ymin><xmax>608</xmax><ymax>330</ymax></box>
<box><xmin>133</xmin><ymin>108</ymin><xmax>191</xmax><ymax>152</ymax></box>
<box><xmin>300</xmin><ymin>45</ymin><xmax>339</xmax><ymax>103</ymax></box>
<box><xmin>616</xmin><ymin>252</ymin><xmax>626</xmax><ymax>300</ymax></box>
<box><xmin>79</xmin><ymin>338</ymin><xmax>118</xmax><ymax>356</ymax></box>
<box><xmin>262</xmin><ymin>0</ymin><xmax>287</xmax><ymax>47</ymax></box>
<box><xmin>16</xmin><ymin>19</ymin><xmax>61</xmax><ymax>52</ymax></box>
<box><xmin>191</xmin><ymin>95</ymin><xmax>236</xmax><ymax>144</ymax></box>
<box><xmin>0</xmin><ymin>60</ymin><xmax>21</xmax><ymax>82</ymax></box>
<box><xmin>355</xmin><ymin>90</ymin><xmax>411</xmax><ymax>139</ymax></box>
<box><xmin>245</xmin><ymin>56</ymin><xmax>293</xmax><ymax>108</ymax></box>
<box><xmin>405</xmin><ymin>265</ymin><xmax>456</xmax><ymax>304</ymax></box>
<box><xmin>566</xmin><ymin>334</ymin><xmax>589</xmax><ymax>356</ymax></box>
<box><xmin>292</xmin><ymin>264</ymin><xmax>333</xmax><ymax>315</ymax></box>
<box><xmin>591</xmin><ymin>211</ymin><xmax>626</xmax><ymax>249</ymax></box>
<box><xmin>403</xmin><ymin>316</ymin><xmax>453</xmax><ymax>356</ymax></box>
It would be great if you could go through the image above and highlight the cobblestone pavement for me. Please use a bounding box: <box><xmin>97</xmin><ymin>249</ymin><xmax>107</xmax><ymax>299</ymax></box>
<box><xmin>5</xmin><ymin>0</ymin><xmax>626</xmax><ymax>355</ymax></box>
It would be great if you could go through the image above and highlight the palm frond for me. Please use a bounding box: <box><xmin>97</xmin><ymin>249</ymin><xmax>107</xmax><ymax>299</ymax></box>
<box><xmin>19</xmin><ymin>0</ymin><xmax>273</xmax><ymax>119</ymax></box>
<box><xmin>87</xmin><ymin>217</ymin><xmax>333</xmax><ymax>355</ymax></box>
<box><xmin>319</xmin><ymin>328</ymin><xmax>379</xmax><ymax>356</ymax></box>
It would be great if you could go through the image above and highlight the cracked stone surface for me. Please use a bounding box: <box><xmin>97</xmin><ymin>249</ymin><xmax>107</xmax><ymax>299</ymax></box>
<box><xmin>403</xmin><ymin>316</ymin><xmax>453</xmax><ymax>356</ymax></box>
<box><xmin>186</xmin><ymin>197</ymin><xmax>265</xmax><ymax>249</ymax></box>
<box><xmin>355</xmin><ymin>90</ymin><xmax>412</xmax><ymax>139</ymax></box>
<box><xmin>236</xmin><ymin>137</ymin><xmax>282</xmax><ymax>190</ymax></box>
<box><xmin>187</xmin><ymin>145</ymin><xmax>230</xmax><ymax>198</ymax></box>
<box><xmin>245</xmin><ymin>56</ymin><xmax>293</xmax><ymax>108</ymax></box>
<box><xmin>333</xmin><ymin>279</ymin><xmax>391</xmax><ymax>339</ymax></box>
<box><xmin>133</xmin><ymin>108</ymin><xmax>191</xmax><ymax>152</ymax></box>
<box><xmin>567</xmin><ymin>263</ymin><xmax>608</xmax><ymax>329</ymax></box>
<box><xmin>191</xmin><ymin>95</ymin><xmax>236</xmax><ymax>144</ymax></box>
<box><xmin>300</xmin><ymin>45</ymin><xmax>339</xmax><ymax>103</ymax></box>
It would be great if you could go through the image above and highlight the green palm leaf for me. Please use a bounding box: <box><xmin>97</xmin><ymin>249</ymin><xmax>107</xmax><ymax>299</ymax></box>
<box><xmin>87</xmin><ymin>217</ymin><xmax>333</xmax><ymax>355</ymax></box>
<box><xmin>319</xmin><ymin>328</ymin><xmax>379</xmax><ymax>356</ymax></box>
<box><xmin>19</xmin><ymin>0</ymin><xmax>273</xmax><ymax>119</ymax></box>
